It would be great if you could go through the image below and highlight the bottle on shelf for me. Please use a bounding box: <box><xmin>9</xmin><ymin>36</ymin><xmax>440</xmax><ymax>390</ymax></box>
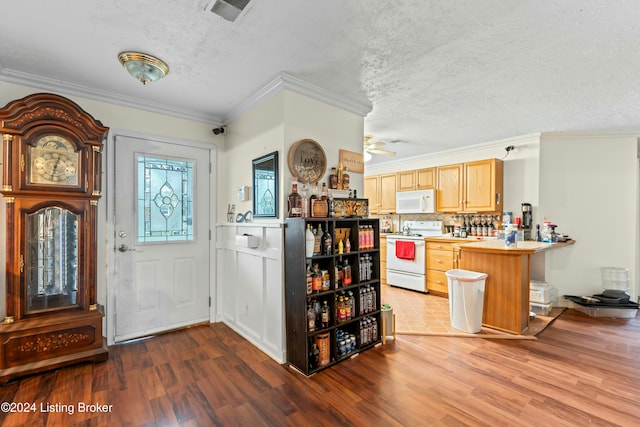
<box><xmin>313</xmin><ymin>225</ymin><xmax>322</xmax><ymax>256</ymax></box>
<box><xmin>337</xmin><ymin>239</ymin><xmax>344</xmax><ymax>254</ymax></box>
<box><xmin>321</xmin><ymin>268</ymin><xmax>330</xmax><ymax>292</ymax></box>
<box><xmin>321</xmin><ymin>183</ymin><xmax>328</xmax><ymax>200</ymax></box>
<box><xmin>335</xmin><ymin>259</ymin><xmax>343</xmax><ymax>289</ymax></box>
<box><xmin>305</xmin><ymin>224</ymin><xmax>315</xmax><ymax>257</ymax></box>
<box><xmin>337</xmin><ymin>162</ymin><xmax>344</xmax><ymax>190</ymax></box>
<box><xmin>328</xmin><ymin>193</ymin><xmax>335</xmax><ymax>218</ymax></box>
<box><xmin>309</xmin><ymin>344</ymin><xmax>319</xmax><ymax>369</ymax></box>
<box><xmin>306</xmin><ymin>262</ymin><xmax>313</xmax><ymax>295</ymax></box>
<box><xmin>344</xmin><ymin>294</ymin><xmax>351</xmax><ymax>321</ymax></box>
<box><xmin>342</xmin><ymin>167</ymin><xmax>350</xmax><ymax>190</ymax></box>
<box><xmin>287</xmin><ymin>180</ymin><xmax>302</xmax><ymax>217</ymax></box>
<box><xmin>345</xmin><ymin>236</ymin><xmax>351</xmax><ymax>253</ymax></box>
<box><xmin>347</xmin><ymin>291</ymin><xmax>355</xmax><ymax>320</ymax></box>
<box><xmin>337</xmin><ymin>295</ymin><xmax>346</xmax><ymax>323</ymax></box>
<box><xmin>329</xmin><ymin>167</ymin><xmax>338</xmax><ymax>190</ymax></box>
<box><xmin>300</xmin><ymin>184</ymin><xmax>309</xmax><ymax>218</ymax></box>
<box><xmin>322</xmin><ymin>225</ymin><xmax>333</xmax><ymax>256</ymax></box>
<box><xmin>321</xmin><ymin>300</ymin><xmax>330</xmax><ymax>328</ymax></box>
<box><xmin>307</xmin><ymin>302</ymin><xmax>316</xmax><ymax>333</ymax></box>
<box><xmin>342</xmin><ymin>259</ymin><xmax>352</xmax><ymax>286</ymax></box>
<box><xmin>312</xmin><ymin>263</ymin><xmax>322</xmax><ymax>293</ymax></box>
<box><xmin>309</xmin><ymin>182</ymin><xmax>319</xmax><ymax>217</ymax></box>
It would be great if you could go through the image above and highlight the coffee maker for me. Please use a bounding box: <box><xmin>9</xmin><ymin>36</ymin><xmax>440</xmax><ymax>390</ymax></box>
<box><xmin>521</xmin><ymin>203</ymin><xmax>532</xmax><ymax>240</ymax></box>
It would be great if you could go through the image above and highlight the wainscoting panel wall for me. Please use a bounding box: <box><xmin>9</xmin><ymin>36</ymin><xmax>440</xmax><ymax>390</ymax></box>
<box><xmin>215</xmin><ymin>223</ymin><xmax>284</xmax><ymax>363</ymax></box>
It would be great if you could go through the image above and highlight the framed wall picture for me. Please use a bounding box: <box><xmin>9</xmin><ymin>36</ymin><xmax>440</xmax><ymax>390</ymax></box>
<box><xmin>339</xmin><ymin>149</ymin><xmax>364</xmax><ymax>174</ymax></box>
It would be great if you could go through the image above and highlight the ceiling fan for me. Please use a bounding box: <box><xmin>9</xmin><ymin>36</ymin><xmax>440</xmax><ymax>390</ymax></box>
<box><xmin>364</xmin><ymin>135</ymin><xmax>396</xmax><ymax>161</ymax></box>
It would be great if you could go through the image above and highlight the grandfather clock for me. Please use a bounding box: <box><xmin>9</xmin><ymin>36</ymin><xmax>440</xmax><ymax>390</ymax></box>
<box><xmin>0</xmin><ymin>93</ymin><xmax>108</xmax><ymax>382</ymax></box>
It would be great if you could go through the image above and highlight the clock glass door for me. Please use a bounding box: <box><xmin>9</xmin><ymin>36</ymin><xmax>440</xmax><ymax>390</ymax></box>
<box><xmin>25</xmin><ymin>206</ymin><xmax>79</xmax><ymax>312</ymax></box>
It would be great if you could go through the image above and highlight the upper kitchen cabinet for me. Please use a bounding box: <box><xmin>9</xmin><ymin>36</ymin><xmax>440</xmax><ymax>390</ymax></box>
<box><xmin>364</xmin><ymin>173</ymin><xmax>396</xmax><ymax>214</ymax></box>
<box><xmin>436</xmin><ymin>159</ymin><xmax>503</xmax><ymax>213</ymax></box>
<box><xmin>397</xmin><ymin>167</ymin><xmax>436</xmax><ymax>192</ymax></box>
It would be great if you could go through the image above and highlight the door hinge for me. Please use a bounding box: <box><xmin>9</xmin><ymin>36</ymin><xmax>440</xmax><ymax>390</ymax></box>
<box><xmin>209</xmin><ymin>229</ymin><xmax>212</xmax><ymax>240</ymax></box>
<box><xmin>209</xmin><ymin>296</ymin><xmax>212</xmax><ymax>307</ymax></box>
<box><xmin>209</xmin><ymin>162</ymin><xmax>212</xmax><ymax>173</ymax></box>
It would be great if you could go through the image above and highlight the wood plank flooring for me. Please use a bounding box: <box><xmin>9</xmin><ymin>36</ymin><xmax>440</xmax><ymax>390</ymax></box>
<box><xmin>0</xmin><ymin>309</ymin><xmax>638</xmax><ymax>426</ymax></box>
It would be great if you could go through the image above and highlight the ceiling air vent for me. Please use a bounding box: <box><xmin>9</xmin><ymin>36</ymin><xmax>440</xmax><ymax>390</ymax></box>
<box><xmin>206</xmin><ymin>0</ymin><xmax>251</xmax><ymax>22</ymax></box>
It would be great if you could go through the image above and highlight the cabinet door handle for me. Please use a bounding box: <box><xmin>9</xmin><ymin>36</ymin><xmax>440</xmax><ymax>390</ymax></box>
<box><xmin>496</xmin><ymin>192</ymin><xmax>501</xmax><ymax>205</ymax></box>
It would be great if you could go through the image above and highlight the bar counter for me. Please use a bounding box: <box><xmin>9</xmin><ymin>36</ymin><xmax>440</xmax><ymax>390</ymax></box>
<box><xmin>454</xmin><ymin>239</ymin><xmax>575</xmax><ymax>334</ymax></box>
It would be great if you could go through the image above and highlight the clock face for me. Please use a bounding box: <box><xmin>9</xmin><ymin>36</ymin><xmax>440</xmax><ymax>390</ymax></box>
<box><xmin>29</xmin><ymin>135</ymin><xmax>80</xmax><ymax>186</ymax></box>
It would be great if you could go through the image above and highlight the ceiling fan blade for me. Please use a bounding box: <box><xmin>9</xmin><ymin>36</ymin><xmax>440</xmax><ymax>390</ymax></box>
<box><xmin>365</xmin><ymin>141</ymin><xmax>385</xmax><ymax>149</ymax></box>
<box><xmin>369</xmin><ymin>149</ymin><xmax>396</xmax><ymax>156</ymax></box>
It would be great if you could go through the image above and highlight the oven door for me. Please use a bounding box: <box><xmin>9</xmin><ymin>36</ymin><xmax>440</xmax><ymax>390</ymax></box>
<box><xmin>386</xmin><ymin>239</ymin><xmax>426</xmax><ymax>274</ymax></box>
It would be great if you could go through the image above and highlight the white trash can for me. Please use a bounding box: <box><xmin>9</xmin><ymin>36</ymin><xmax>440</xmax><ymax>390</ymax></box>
<box><xmin>445</xmin><ymin>269</ymin><xmax>488</xmax><ymax>333</ymax></box>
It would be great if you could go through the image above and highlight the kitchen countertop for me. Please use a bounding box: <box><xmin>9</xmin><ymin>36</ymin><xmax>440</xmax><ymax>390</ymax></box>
<box><xmin>455</xmin><ymin>239</ymin><xmax>575</xmax><ymax>254</ymax></box>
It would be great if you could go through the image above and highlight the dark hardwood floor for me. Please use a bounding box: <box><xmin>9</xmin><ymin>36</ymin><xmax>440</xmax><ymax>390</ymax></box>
<box><xmin>0</xmin><ymin>309</ymin><xmax>638</xmax><ymax>426</ymax></box>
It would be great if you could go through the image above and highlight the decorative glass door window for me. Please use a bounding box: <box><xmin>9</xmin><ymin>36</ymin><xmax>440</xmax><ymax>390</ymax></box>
<box><xmin>26</xmin><ymin>206</ymin><xmax>79</xmax><ymax>312</ymax></box>
<box><xmin>137</xmin><ymin>155</ymin><xmax>194</xmax><ymax>242</ymax></box>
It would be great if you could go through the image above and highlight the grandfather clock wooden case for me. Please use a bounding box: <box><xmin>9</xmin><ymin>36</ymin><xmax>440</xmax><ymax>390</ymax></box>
<box><xmin>0</xmin><ymin>93</ymin><xmax>109</xmax><ymax>382</ymax></box>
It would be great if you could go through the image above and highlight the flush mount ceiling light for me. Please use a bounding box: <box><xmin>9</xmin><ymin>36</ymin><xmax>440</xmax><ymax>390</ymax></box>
<box><xmin>118</xmin><ymin>51</ymin><xmax>169</xmax><ymax>85</ymax></box>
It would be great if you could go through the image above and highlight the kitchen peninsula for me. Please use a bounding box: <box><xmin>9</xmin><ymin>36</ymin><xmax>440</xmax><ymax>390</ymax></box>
<box><xmin>454</xmin><ymin>239</ymin><xmax>575</xmax><ymax>335</ymax></box>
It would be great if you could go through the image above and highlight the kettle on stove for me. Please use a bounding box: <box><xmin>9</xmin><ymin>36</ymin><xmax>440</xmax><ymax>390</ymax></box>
<box><xmin>402</xmin><ymin>225</ymin><xmax>411</xmax><ymax>235</ymax></box>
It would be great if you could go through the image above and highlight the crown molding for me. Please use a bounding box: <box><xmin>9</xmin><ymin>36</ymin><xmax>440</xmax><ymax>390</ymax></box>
<box><xmin>0</xmin><ymin>66</ymin><xmax>223</xmax><ymax>125</ymax></box>
<box><xmin>364</xmin><ymin>133</ymin><xmax>542</xmax><ymax>173</ymax></box>
<box><xmin>224</xmin><ymin>72</ymin><xmax>373</xmax><ymax>124</ymax></box>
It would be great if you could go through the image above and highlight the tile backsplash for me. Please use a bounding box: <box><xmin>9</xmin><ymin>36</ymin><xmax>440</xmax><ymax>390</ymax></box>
<box><xmin>375</xmin><ymin>213</ymin><xmax>503</xmax><ymax>233</ymax></box>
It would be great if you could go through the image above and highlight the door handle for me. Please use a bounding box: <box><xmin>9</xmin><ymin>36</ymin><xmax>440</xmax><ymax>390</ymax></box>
<box><xmin>118</xmin><ymin>244</ymin><xmax>136</xmax><ymax>253</ymax></box>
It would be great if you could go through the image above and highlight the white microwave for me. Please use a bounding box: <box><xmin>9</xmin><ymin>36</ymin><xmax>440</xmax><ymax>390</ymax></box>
<box><xmin>396</xmin><ymin>189</ymin><xmax>436</xmax><ymax>214</ymax></box>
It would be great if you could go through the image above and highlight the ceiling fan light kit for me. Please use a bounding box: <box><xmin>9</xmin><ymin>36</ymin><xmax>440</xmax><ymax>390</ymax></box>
<box><xmin>363</xmin><ymin>135</ymin><xmax>396</xmax><ymax>161</ymax></box>
<box><xmin>118</xmin><ymin>51</ymin><xmax>169</xmax><ymax>85</ymax></box>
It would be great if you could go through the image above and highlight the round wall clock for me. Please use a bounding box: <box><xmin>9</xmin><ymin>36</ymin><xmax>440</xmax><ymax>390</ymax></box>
<box><xmin>287</xmin><ymin>138</ymin><xmax>326</xmax><ymax>184</ymax></box>
<box><xmin>29</xmin><ymin>134</ymin><xmax>80</xmax><ymax>186</ymax></box>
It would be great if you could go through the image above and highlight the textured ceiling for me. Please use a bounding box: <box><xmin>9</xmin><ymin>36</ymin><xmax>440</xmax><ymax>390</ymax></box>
<box><xmin>2</xmin><ymin>1</ymin><xmax>640</xmax><ymax>165</ymax></box>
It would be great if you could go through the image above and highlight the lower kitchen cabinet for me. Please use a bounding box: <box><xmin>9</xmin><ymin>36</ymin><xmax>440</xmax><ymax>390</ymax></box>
<box><xmin>284</xmin><ymin>218</ymin><xmax>381</xmax><ymax>376</ymax></box>
<box><xmin>426</xmin><ymin>240</ymin><xmax>457</xmax><ymax>296</ymax></box>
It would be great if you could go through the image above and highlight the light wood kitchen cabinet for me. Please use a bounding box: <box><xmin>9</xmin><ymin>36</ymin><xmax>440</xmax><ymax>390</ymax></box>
<box><xmin>397</xmin><ymin>167</ymin><xmax>436</xmax><ymax>191</ymax></box>
<box><xmin>364</xmin><ymin>173</ymin><xmax>397</xmax><ymax>214</ymax></box>
<box><xmin>436</xmin><ymin>159</ymin><xmax>503</xmax><ymax>212</ymax></box>
<box><xmin>426</xmin><ymin>241</ymin><xmax>457</xmax><ymax>296</ymax></box>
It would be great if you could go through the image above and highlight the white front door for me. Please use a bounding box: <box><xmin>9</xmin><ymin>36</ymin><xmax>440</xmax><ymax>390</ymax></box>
<box><xmin>113</xmin><ymin>135</ymin><xmax>211</xmax><ymax>342</ymax></box>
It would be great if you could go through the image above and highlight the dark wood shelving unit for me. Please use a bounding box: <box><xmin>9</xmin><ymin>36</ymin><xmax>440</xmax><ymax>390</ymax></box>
<box><xmin>284</xmin><ymin>217</ymin><xmax>381</xmax><ymax>375</ymax></box>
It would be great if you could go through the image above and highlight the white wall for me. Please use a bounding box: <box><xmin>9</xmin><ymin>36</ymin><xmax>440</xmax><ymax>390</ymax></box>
<box><xmin>539</xmin><ymin>133</ymin><xmax>638</xmax><ymax>302</ymax></box>
<box><xmin>222</xmin><ymin>91</ymin><xmax>285</xmax><ymax>222</ymax></box>
<box><xmin>283</xmin><ymin>91</ymin><xmax>365</xmax><ymax>195</ymax></box>
<box><xmin>223</xmin><ymin>89</ymin><xmax>365</xmax><ymax>222</ymax></box>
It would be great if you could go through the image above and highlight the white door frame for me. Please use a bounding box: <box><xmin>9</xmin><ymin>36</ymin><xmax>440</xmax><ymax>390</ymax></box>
<box><xmin>103</xmin><ymin>129</ymin><xmax>217</xmax><ymax>346</ymax></box>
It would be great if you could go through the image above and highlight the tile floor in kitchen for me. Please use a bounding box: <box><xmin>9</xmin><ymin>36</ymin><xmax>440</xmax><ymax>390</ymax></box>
<box><xmin>380</xmin><ymin>284</ymin><xmax>457</xmax><ymax>334</ymax></box>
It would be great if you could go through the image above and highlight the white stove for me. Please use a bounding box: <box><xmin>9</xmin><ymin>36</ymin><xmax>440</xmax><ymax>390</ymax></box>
<box><xmin>385</xmin><ymin>221</ymin><xmax>444</xmax><ymax>240</ymax></box>
<box><xmin>386</xmin><ymin>221</ymin><xmax>442</xmax><ymax>293</ymax></box>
